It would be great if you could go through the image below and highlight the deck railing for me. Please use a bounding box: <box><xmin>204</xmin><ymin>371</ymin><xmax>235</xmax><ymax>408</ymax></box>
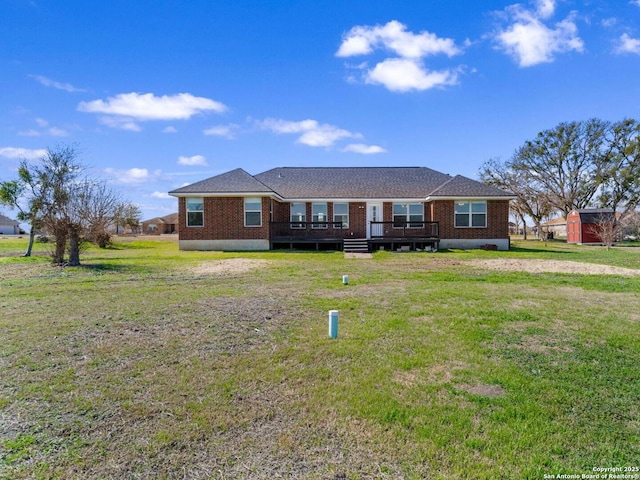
<box><xmin>270</xmin><ymin>221</ymin><xmax>346</xmax><ymax>240</ymax></box>
<box><xmin>270</xmin><ymin>220</ymin><xmax>439</xmax><ymax>241</ymax></box>
<box><xmin>370</xmin><ymin>221</ymin><xmax>439</xmax><ymax>238</ymax></box>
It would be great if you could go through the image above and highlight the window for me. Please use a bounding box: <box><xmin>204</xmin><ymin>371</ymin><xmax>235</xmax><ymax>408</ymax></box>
<box><xmin>455</xmin><ymin>201</ymin><xmax>487</xmax><ymax>228</ymax></box>
<box><xmin>244</xmin><ymin>197</ymin><xmax>262</xmax><ymax>227</ymax></box>
<box><xmin>186</xmin><ymin>197</ymin><xmax>204</xmax><ymax>227</ymax></box>
<box><xmin>393</xmin><ymin>203</ymin><xmax>424</xmax><ymax>228</ymax></box>
<box><xmin>333</xmin><ymin>203</ymin><xmax>349</xmax><ymax>229</ymax></box>
<box><xmin>312</xmin><ymin>203</ymin><xmax>328</xmax><ymax>229</ymax></box>
<box><xmin>290</xmin><ymin>202</ymin><xmax>306</xmax><ymax>229</ymax></box>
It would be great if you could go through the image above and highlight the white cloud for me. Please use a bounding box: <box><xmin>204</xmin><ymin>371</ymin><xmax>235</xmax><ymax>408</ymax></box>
<box><xmin>29</xmin><ymin>74</ymin><xmax>85</xmax><ymax>92</ymax></box>
<box><xmin>615</xmin><ymin>33</ymin><xmax>640</xmax><ymax>54</ymax></box>
<box><xmin>151</xmin><ymin>191</ymin><xmax>173</xmax><ymax>199</ymax></box>
<box><xmin>48</xmin><ymin>127</ymin><xmax>68</xmax><ymax>137</ymax></box>
<box><xmin>98</xmin><ymin>116</ymin><xmax>142</xmax><ymax>132</ymax></box>
<box><xmin>0</xmin><ymin>147</ymin><xmax>47</xmax><ymax>160</ymax></box>
<box><xmin>178</xmin><ymin>155</ymin><xmax>208</xmax><ymax>166</ymax></box>
<box><xmin>18</xmin><ymin>118</ymin><xmax>69</xmax><ymax>137</ymax></box>
<box><xmin>163</xmin><ymin>126</ymin><xmax>177</xmax><ymax>133</ymax></box>
<box><xmin>492</xmin><ymin>4</ymin><xmax>584</xmax><ymax>67</ymax></box>
<box><xmin>336</xmin><ymin>20</ymin><xmax>463</xmax><ymax>92</ymax></box>
<box><xmin>259</xmin><ymin>118</ymin><xmax>360</xmax><ymax>147</ymax></box>
<box><xmin>18</xmin><ymin>130</ymin><xmax>40</xmax><ymax>137</ymax></box>
<box><xmin>203</xmin><ymin>124</ymin><xmax>239</xmax><ymax>139</ymax></box>
<box><xmin>336</xmin><ymin>20</ymin><xmax>461</xmax><ymax>58</ymax></box>
<box><xmin>365</xmin><ymin>58</ymin><xmax>459</xmax><ymax>92</ymax></box>
<box><xmin>104</xmin><ymin>167</ymin><xmax>161</xmax><ymax>184</ymax></box>
<box><xmin>632</xmin><ymin>0</ymin><xmax>640</xmax><ymax>7</ymax></box>
<box><xmin>78</xmin><ymin>93</ymin><xmax>227</xmax><ymax>131</ymax></box>
<box><xmin>535</xmin><ymin>0</ymin><xmax>555</xmax><ymax>19</ymax></box>
<box><xmin>342</xmin><ymin>144</ymin><xmax>387</xmax><ymax>154</ymax></box>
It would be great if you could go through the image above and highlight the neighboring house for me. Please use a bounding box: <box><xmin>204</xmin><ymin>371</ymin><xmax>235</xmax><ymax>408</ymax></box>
<box><xmin>567</xmin><ymin>208</ymin><xmax>615</xmax><ymax>244</ymax></box>
<box><xmin>168</xmin><ymin>167</ymin><xmax>515</xmax><ymax>252</ymax></box>
<box><xmin>542</xmin><ymin>216</ymin><xmax>567</xmax><ymax>238</ymax></box>
<box><xmin>0</xmin><ymin>214</ymin><xmax>21</xmax><ymax>235</ymax></box>
<box><xmin>141</xmin><ymin>212</ymin><xmax>178</xmax><ymax>235</ymax></box>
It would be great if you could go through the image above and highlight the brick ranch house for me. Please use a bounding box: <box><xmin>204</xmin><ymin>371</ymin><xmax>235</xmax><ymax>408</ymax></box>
<box><xmin>168</xmin><ymin>167</ymin><xmax>515</xmax><ymax>252</ymax></box>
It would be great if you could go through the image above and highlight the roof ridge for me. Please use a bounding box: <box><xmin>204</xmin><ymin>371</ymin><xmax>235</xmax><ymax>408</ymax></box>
<box><xmin>428</xmin><ymin>174</ymin><xmax>459</xmax><ymax>196</ymax></box>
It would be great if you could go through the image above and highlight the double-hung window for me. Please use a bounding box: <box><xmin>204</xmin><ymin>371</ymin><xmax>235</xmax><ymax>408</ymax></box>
<box><xmin>333</xmin><ymin>203</ymin><xmax>349</xmax><ymax>229</ymax></box>
<box><xmin>244</xmin><ymin>197</ymin><xmax>262</xmax><ymax>227</ymax></box>
<box><xmin>393</xmin><ymin>203</ymin><xmax>423</xmax><ymax>228</ymax></box>
<box><xmin>290</xmin><ymin>203</ymin><xmax>306</xmax><ymax>229</ymax></box>
<box><xmin>312</xmin><ymin>203</ymin><xmax>328</xmax><ymax>229</ymax></box>
<box><xmin>186</xmin><ymin>197</ymin><xmax>204</xmax><ymax>227</ymax></box>
<box><xmin>455</xmin><ymin>201</ymin><xmax>487</xmax><ymax>227</ymax></box>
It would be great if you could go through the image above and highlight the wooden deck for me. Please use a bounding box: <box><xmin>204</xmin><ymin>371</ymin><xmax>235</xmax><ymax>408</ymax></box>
<box><xmin>269</xmin><ymin>221</ymin><xmax>439</xmax><ymax>251</ymax></box>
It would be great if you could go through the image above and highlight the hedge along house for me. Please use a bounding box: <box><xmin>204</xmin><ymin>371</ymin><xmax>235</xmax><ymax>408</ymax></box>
<box><xmin>168</xmin><ymin>167</ymin><xmax>515</xmax><ymax>252</ymax></box>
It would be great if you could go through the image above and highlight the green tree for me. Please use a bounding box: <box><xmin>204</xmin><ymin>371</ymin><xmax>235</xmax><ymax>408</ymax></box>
<box><xmin>0</xmin><ymin>177</ymin><xmax>41</xmax><ymax>256</ymax></box>
<box><xmin>3</xmin><ymin>145</ymin><xmax>130</xmax><ymax>265</ymax></box>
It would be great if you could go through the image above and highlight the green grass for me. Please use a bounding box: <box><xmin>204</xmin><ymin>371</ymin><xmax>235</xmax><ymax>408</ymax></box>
<box><xmin>1</xmin><ymin>236</ymin><xmax>639</xmax><ymax>479</ymax></box>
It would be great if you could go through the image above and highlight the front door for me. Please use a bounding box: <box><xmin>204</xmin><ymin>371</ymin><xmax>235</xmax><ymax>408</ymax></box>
<box><xmin>367</xmin><ymin>203</ymin><xmax>383</xmax><ymax>238</ymax></box>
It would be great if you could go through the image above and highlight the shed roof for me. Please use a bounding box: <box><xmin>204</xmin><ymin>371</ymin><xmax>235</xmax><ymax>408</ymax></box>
<box><xmin>573</xmin><ymin>208</ymin><xmax>615</xmax><ymax>223</ymax></box>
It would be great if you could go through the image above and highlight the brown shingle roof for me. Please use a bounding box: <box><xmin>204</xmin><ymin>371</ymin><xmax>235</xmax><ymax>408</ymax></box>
<box><xmin>169</xmin><ymin>167</ymin><xmax>513</xmax><ymax>199</ymax></box>
<box><xmin>169</xmin><ymin>168</ymin><xmax>273</xmax><ymax>195</ymax></box>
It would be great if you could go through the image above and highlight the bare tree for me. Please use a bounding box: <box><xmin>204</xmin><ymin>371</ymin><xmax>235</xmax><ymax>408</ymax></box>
<box><xmin>70</xmin><ymin>180</ymin><xmax>121</xmax><ymax>251</ymax></box>
<box><xmin>113</xmin><ymin>201</ymin><xmax>142</xmax><ymax>235</ymax></box>
<box><xmin>598</xmin><ymin>119</ymin><xmax>640</xmax><ymax>224</ymax></box>
<box><xmin>479</xmin><ymin>157</ymin><xmax>555</xmax><ymax>241</ymax></box>
<box><xmin>587</xmin><ymin>212</ymin><xmax>618</xmax><ymax>250</ymax></box>
<box><xmin>511</xmin><ymin>119</ymin><xmax>612</xmax><ymax>217</ymax></box>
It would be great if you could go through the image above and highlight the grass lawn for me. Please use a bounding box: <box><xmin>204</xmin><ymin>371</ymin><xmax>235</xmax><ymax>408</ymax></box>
<box><xmin>1</xmin><ymin>236</ymin><xmax>639</xmax><ymax>479</ymax></box>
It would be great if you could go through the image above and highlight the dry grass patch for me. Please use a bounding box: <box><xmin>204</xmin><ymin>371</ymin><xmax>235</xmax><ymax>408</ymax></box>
<box><xmin>190</xmin><ymin>258</ymin><xmax>271</xmax><ymax>276</ymax></box>
<box><xmin>467</xmin><ymin>258</ymin><xmax>640</xmax><ymax>276</ymax></box>
<box><xmin>458</xmin><ymin>383</ymin><xmax>506</xmax><ymax>398</ymax></box>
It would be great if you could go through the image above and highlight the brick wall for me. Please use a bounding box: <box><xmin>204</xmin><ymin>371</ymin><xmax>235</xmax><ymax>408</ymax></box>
<box><xmin>177</xmin><ymin>197</ymin><xmax>511</xmax><ymax>242</ymax></box>
<box><xmin>434</xmin><ymin>199</ymin><xmax>510</xmax><ymax>240</ymax></box>
<box><xmin>177</xmin><ymin>197</ymin><xmax>270</xmax><ymax>241</ymax></box>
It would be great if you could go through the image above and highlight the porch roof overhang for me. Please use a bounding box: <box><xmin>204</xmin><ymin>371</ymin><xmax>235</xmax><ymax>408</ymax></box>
<box><xmin>425</xmin><ymin>195</ymin><xmax>517</xmax><ymax>201</ymax></box>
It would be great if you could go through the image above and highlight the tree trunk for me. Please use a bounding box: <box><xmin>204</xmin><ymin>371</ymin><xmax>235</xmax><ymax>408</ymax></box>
<box><xmin>52</xmin><ymin>224</ymin><xmax>67</xmax><ymax>265</ymax></box>
<box><xmin>519</xmin><ymin>214</ymin><xmax>528</xmax><ymax>240</ymax></box>
<box><xmin>68</xmin><ymin>226</ymin><xmax>81</xmax><ymax>266</ymax></box>
<box><xmin>22</xmin><ymin>227</ymin><xmax>36</xmax><ymax>257</ymax></box>
<box><xmin>52</xmin><ymin>237</ymin><xmax>66</xmax><ymax>265</ymax></box>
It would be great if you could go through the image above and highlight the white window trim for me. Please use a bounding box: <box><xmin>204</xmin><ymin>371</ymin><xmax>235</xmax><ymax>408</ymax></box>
<box><xmin>454</xmin><ymin>200</ymin><xmax>487</xmax><ymax>228</ymax></box>
<box><xmin>312</xmin><ymin>203</ymin><xmax>328</xmax><ymax>229</ymax></box>
<box><xmin>186</xmin><ymin>197</ymin><xmax>204</xmax><ymax>228</ymax></box>
<box><xmin>290</xmin><ymin>202</ymin><xmax>306</xmax><ymax>229</ymax></box>
<box><xmin>392</xmin><ymin>202</ymin><xmax>424</xmax><ymax>228</ymax></box>
<box><xmin>333</xmin><ymin>203</ymin><xmax>349</xmax><ymax>229</ymax></box>
<box><xmin>244</xmin><ymin>197</ymin><xmax>262</xmax><ymax>227</ymax></box>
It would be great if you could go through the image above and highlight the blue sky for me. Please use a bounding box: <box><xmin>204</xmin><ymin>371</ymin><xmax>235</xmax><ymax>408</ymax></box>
<box><xmin>1</xmin><ymin>0</ymin><xmax>640</xmax><ymax>223</ymax></box>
